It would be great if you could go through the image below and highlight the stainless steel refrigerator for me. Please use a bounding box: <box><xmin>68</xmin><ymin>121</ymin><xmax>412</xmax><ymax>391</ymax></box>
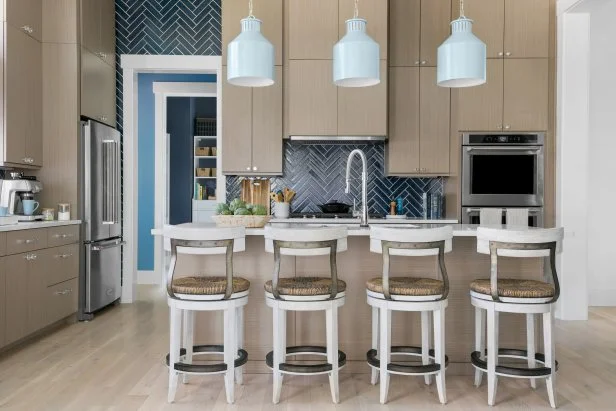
<box><xmin>79</xmin><ymin>119</ymin><xmax>123</xmax><ymax>321</ymax></box>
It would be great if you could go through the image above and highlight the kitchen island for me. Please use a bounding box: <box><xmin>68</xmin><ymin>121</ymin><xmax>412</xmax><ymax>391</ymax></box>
<box><xmin>156</xmin><ymin>223</ymin><xmax>544</xmax><ymax>375</ymax></box>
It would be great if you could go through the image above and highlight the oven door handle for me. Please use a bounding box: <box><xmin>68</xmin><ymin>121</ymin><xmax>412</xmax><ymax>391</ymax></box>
<box><xmin>465</xmin><ymin>208</ymin><xmax>540</xmax><ymax>215</ymax></box>
<box><xmin>466</xmin><ymin>146</ymin><xmax>542</xmax><ymax>153</ymax></box>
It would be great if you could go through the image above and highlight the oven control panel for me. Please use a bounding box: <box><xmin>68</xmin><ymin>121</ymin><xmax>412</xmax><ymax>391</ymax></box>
<box><xmin>462</xmin><ymin>133</ymin><xmax>544</xmax><ymax>145</ymax></box>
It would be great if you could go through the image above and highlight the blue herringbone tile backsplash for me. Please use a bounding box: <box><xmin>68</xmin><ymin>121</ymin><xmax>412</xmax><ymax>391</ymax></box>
<box><xmin>227</xmin><ymin>142</ymin><xmax>444</xmax><ymax>217</ymax></box>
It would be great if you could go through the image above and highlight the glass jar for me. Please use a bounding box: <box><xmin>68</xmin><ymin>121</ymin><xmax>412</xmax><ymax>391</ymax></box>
<box><xmin>42</xmin><ymin>208</ymin><xmax>55</xmax><ymax>221</ymax></box>
<box><xmin>58</xmin><ymin>203</ymin><xmax>70</xmax><ymax>221</ymax></box>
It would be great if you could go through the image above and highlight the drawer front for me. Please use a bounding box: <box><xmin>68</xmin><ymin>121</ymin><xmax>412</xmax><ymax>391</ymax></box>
<box><xmin>46</xmin><ymin>278</ymin><xmax>78</xmax><ymax>325</ymax></box>
<box><xmin>47</xmin><ymin>244</ymin><xmax>79</xmax><ymax>286</ymax></box>
<box><xmin>6</xmin><ymin>229</ymin><xmax>48</xmax><ymax>254</ymax></box>
<box><xmin>47</xmin><ymin>225</ymin><xmax>80</xmax><ymax>247</ymax></box>
<box><xmin>0</xmin><ymin>233</ymin><xmax>6</xmax><ymax>256</ymax></box>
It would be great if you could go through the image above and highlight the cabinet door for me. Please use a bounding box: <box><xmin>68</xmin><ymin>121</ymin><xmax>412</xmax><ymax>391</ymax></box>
<box><xmin>222</xmin><ymin>66</ymin><xmax>253</xmax><ymax>174</ymax></box>
<box><xmin>338</xmin><ymin>60</ymin><xmax>387</xmax><ymax>135</ymax></box>
<box><xmin>223</xmin><ymin>0</ymin><xmax>282</xmax><ymax>65</ymax></box>
<box><xmin>6</xmin><ymin>0</ymin><xmax>42</xmax><ymax>41</ymax></box>
<box><xmin>456</xmin><ymin>0</ymin><xmax>505</xmax><ymax>58</ymax></box>
<box><xmin>100</xmin><ymin>0</ymin><xmax>116</xmax><ymax>68</ymax></box>
<box><xmin>419</xmin><ymin>67</ymin><xmax>450</xmax><ymax>174</ymax></box>
<box><xmin>454</xmin><ymin>59</ymin><xmax>504</xmax><ymax>131</ymax></box>
<box><xmin>0</xmin><ymin>258</ymin><xmax>5</xmax><ymax>348</ymax></box>
<box><xmin>45</xmin><ymin>278</ymin><xmax>78</xmax><ymax>325</ymax></box>
<box><xmin>80</xmin><ymin>0</ymin><xmax>101</xmax><ymax>54</ymax></box>
<box><xmin>387</xmin><ymin>67</ymin><xmax>420</xmax><ymax>175</ymax></box>
<box><xmin>338</xmin><ymin>0</ymin><xmax>388</xmax><ymax>60</ymax></box>
<box><xmin>287</xmin><ymin>60</ymin><xmax>337</xmax><ymax>135</ymax></box>
<box><xmin>389</xmin><ymin>0</ymin><xmax>420</xmax><ymax>66</ymax></box>
<box><xmin>81</xmin><ymin>47</ymin><xmax>107</xmax><ymax>123</ymax></box>
<box><xmin>100</xmin><ymin>59</ymin><xmax>117</xmax><ymax>127</ymax></box>
<box><xmin>504</xmin><ymin>0</ymin><xmax>549</xmax><ymax>58</ymax></box>
<box><xmin>4</xmin><ymin>253</ymin><xmax>28</xmax><ymax>345</ymax></box>
<box><xmin>287</xmin><ymin>0</ymin><xmax>338</xmax><ymax>59</ymax></box>
<box><xmin>252</xmin><ymin>66</ymin><xmax>283</xmax><ymax>174</ymax></box>
<box><xmin>26</xmin><ymin>249</ymin><xmax>48</xmax><ymax>331</ymax></box>
<box><xmin>503</xmin><ymin>59</ymin><xmax>548</xmax><ymax>131</ymax></box>
<box><xmin>420</xmin><ymin>0</ymin><xmax>451</xmax><ymax>66</ymax></box>
<box><xmin>25</xmin><ymin>32</ymin><xmax>43</xmax><ymax>166</ymax></box>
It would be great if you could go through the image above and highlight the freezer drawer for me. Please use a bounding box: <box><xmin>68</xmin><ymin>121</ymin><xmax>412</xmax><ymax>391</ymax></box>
<box><xmin>85</xmin><ymin>238</ymin><xmax>122</xmax><ymax>313</ymax></box>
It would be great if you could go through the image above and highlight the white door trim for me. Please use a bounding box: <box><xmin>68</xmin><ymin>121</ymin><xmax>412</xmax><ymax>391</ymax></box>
<box><xmin>120</xmin><ymin>55</ymin><xmax>222</xmax><ymax>302</ymax></box>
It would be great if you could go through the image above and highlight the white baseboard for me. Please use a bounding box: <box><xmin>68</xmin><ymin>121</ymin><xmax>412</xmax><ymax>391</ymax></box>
<box><xmin>137</xmin><ymin>270</ymin><xmax>159</xmax><ymax>285</ymax></box>
<box><xmin>589</xmin><ymin>289</ymin><xmax>616</xmax><ymax>306</ymax></box>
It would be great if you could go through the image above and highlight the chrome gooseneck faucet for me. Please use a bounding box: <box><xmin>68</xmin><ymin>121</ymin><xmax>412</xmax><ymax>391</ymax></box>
<box><xmin>345</xmin><ymin>149</ymin><xmax>369</xmax><ymax>227</ymax></box>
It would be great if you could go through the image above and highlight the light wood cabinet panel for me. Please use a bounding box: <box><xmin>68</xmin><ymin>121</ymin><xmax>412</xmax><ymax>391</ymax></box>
<box><xmin>337</xmin><ymin>60</ymin><xmax>387</xmax><ymax>135</ymax></box>
<box><xmin>100</xmin><ymin>59</ymin><xmax>117</xmax><ymax>126</ymax></box>
<box><xmin>48</xmin><ymin>225</ymin><xmax>79</xmax><ymax>248</ymax></box>
<box><xmin>45</xmin><ymin>278</ymin><xmax>78</xmax><ymax>326</ymax></box>
<box><xmin>455</xmin><ymin>0</ymin><xmax>504</xmax><ymax>58</ymax></box>
<box><xmin>387</xmin><ymin>67</ymin><xmax>420</xmax><ymax>175</ymax></box>
<box><xmin>0</xmin><ymin>258</ymin><xmax>5</xmax><ymax>348</ymax></box>
<box><xmin>454</xmin><ymin>59</ymin><xmax>504</xmax><ymax>131</ymax></box>
<box><xmin>389</xmin><ymin>0</ymin><xmax>420</xmax><ymax>66</ymax></box>
<box><xmin>42</xmin><ymin>0</ymin><xmax>79</xmax><ymax>43</ymax></box>
<box><xmin>222</xmin><ymin>66</ymin><xmax>253</xmax><ymax>174</ymax></box>
<box><xmin>80</xmin><ymin>0</ymin><xmax>100</xmax><ymax>54</ymax></box>
<box><xmin>252</xmin><ymin>66</ymin><xmax>283</xmax><ymax>174</ymax></box>
<box><xmin>25</xmin><ymin>31</ymin><xmax>42</xmax><ymax>166</ymax></box>
<box><xmin>6</xmin><ymin>0</ymin><xmax>42</xmax><ymax>41</ymax></box>
<box><xmin>503</xmin><ymin>58</ymin><xmax>548</xmax><ymax>131</ymax></box>
<box><xmin>100</xmin><ymin>0</ymin><xmax>116</xmax><ymax>68</ymax></box>
<box><xmin>5</xmin><ymin>253</ymin><xmax>28</xmax><ymax>345</ymax></box>
<box><xmin>419</xmin><ymin>67</ymin><xmax>450</xmax><ymax>174</ymax></box>
<box><xmin>287</xmin><ymin>60</ymin><xmax>337</xmax><ymax>135</ymax></box>
<box><xmin>504</xmin><ymin>0</ymin><xmax>549</xmax><ymax>58</ymax></box>
<box><xmin>338</xmin><ymin>0</ymin><xmax>388</xmax><ymax>60</ymax></box>
<box><xmin>420</xmin><ymin>0</ymin><xmax>451</xmax><ymax>66</ymax></box>
<box><xmin>287</xmin><ymin>0</ymin><xmax>338</xmax><ymax>59</ymax></box>
<box><xmin>81</xmin><ymin>46</ymin><xmax>115</xmax><ymax>126</ymax></box>
<box><xmin>27</xmin><ymin>248</ymin><xmax>48</xmax><ymax>332</ymax></box>
<box><xmin>6</xmin><ymin>228</ymin><xmax>47</xmax><ymax>255</ymax></box>
<box><xmin>223</xmin><ymin>0</ymin><xmax>282</xmax><ymax>65</ymax></box>
<box><xmin>0</xmin><ymin>233</ymin><xmax>6</xmax><ymax>256</ymax></box>
<box><xmin>46</xmin><ymin>244</ymin><xmax>79</xmax><ymax>287</ymax></box>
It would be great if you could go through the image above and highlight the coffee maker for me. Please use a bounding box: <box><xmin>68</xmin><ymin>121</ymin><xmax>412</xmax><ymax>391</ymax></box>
<box><xmin>0</xmin><ymin>174</ymin><xmax>43</xmax><ymax>221</ymax></box>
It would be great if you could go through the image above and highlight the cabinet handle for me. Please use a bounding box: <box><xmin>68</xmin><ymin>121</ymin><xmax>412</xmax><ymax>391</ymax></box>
<box><xmin>21</xmin><ymin>25</ymin><xmax>33</xmax><ymax>34</ymax></box>
<box><xmin>24</xmin><ymin>253</ymin><xmax>38</xmax><ymax>261</ymax></box>
<box><xmin>421</xmin><ymin>60</ymin><xmax>427</xmax><ymax>65</ymax></box>
<box><xmin>497</xmin><ymin>125</ymin><xmax>503</xmax><ymax>130</ymax></box>
<box><xmin>18</xmin><ymin>239</ymin><xmax>37</xmax><ymax>245</ymax></box>
<box><xmin>97</xmin><ymin>52</ymin><xmax>107</xmax><ymax>59</ymax></box>
<box><xmin>415</xmin><ymin>167</ymin><xmax>420</xmax><ymax>172</ymax></box>
<box><xmin>498</xmin><ymin>52</ymin><xmax>504</xmax><ymax>57</ymax></box>
<box><xmin>421</xmin><ymin>168</ymin><xmax>427</xmax><ymax>172</ymax></box>
<box><xmin>55</xmin><ymin>253</ymin><xmax>73</xmax><ymax>259</ymax></box>
<box><xmin>22</xmin><ymin>157</ymin><xmax>34</xmax><ymax>164</ymax></box>
<box><xmin>504</xmin><ymin>125</ymin><xmax>511</xmax><ymax>130</ymax></box>
<box><xmin>55</xmin><ymin>288</ymin><xmax>73</xmax><ymax>296</ymax></box>
<box><xmin>246</xmin><ymin>166</ymin><xmax>251</xmax><ymax>171</ymax></box>
<box><xmin>54</xmin><ymin>233</ymin><xmax>74</xmax><ymax>239</ymax></box>
<box><xmin>414</xmin><ymin>60</ymin><xmax>420</xmax><ymax>65</ymax></box>
<box><xmin>252</xmin><ymin>166</ymin><xmax>258</xmax><ymax>171</ymax></box>
<box><xmin>98</xmin><ymin>115</ymin><xmax>108</xmax><ymax>122</ymax></box>
<box><xmin>505</xmin><ymin>52</ymin><xmax>511</xmax><ymax>57</ymax></box>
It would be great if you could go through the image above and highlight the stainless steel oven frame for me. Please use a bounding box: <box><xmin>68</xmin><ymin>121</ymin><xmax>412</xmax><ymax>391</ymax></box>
<box><xmin>461</xmin><ymin>132</ymin><xmax>545</xmax><ymax>207</ymax></box>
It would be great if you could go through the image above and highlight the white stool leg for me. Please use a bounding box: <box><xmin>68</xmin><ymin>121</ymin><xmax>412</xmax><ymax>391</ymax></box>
<box><xmin>182</xmin><ymin>310</ymin><xmax>194</xmax><ymax>384</ymax></box>
<box><xmin>168</xmin><ymin>306</ymin><xmax>182</xmax><ymax>403</ymax></box>
<box><xmin>272</xmin><ymin>304</ymin><xmax>286</xmax><ymax>404</ymax></box>
<box><xmin>379</xmin><ymin>305</ymin><xmax>391</xmax><ymax>405</ymax></box>
<box><xmin>421</xmin><ymin>310</ymin><xmax>432</xmax><ymax>385</ymax></box>
<box><xmin>371</xmin><ymin>306</ymin><xmax>379</xmax><ymax>385</ymax></box>
<box><xmin>326</xmin><ymin>303</ymin><xmax>340</xmax><ymax>404</ymax></box>
<box><xmin>474</xmin><ymin>306</ymin><xmax>486</xmax><ymax>387</ymax></box>
<box><xmin>235</xmin><ymin>306</ymin><xmax>244</xmax><ymax>385</ymax></box>
<box><xmin>433</xmin><ymin>306</ymin><xmax>447</xmax><ymax>404</ymax></box>
<box><xmin>487</xmin><ymin>306</ymin><xmax>499</xmax><ymax>406</ymax></box>
<box><xmin>224</xmin><ymin>305</ymin><xmax>237</xmax><ymax>404</ymax></box>
<box><xmin>527</xmin><ymin>313</ymin><xmax>537</xmax><ymax>389</ymax></box>
<box><xmin>543</xmin><ymin>307</ymin><xmax>557</xmax><ymax>408</ymax></box>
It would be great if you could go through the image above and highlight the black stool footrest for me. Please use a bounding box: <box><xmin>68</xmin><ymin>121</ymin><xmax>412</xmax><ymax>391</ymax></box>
<box><xmin>166</xmin><ymin>345</ymin><xmax>248</xmax><ymax>373</ymax></box>
<box><xmin>471</xmin><ymin>348</ymin><xmax>559</xmax><ymax>377</ymax></box>
<box><xmin>367</xmin><ymin>346</ymin><xmax>449</xmax><ymax>374</ymax></box>
<box><xmin>265</xmin><ymin>345</ymin><xmax>346</xmax><ymax>374</ymax></box>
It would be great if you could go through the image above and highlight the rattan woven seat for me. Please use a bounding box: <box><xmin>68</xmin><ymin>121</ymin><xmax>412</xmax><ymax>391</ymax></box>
<box><xmin>470</xmin><ymin>279</ymin><xmax>555</xmax><ymax>299</ymax></box>
<box><xmin>264</xmin><ymin>277</ymin><xmax>347</xmax><ymax>296</ymax></box>
<box><xmin>366</xmin><ymin>277</ymin><xmax>444</xmax><ymax>296</ymax></box>
<box><xmin>171</xmin><ymin>276</ymin><xmax>250</xmax><ymax>295</ymax></box>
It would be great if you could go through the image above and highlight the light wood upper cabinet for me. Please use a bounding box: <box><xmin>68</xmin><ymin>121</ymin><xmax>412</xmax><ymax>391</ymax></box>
<box><xmin>420</xmin><ymin>0</ymin><xmax>451</xmax><ymax>66</ymax></box>
<box><xmin>338</xmin><ymin>0</ymin><xmax>388</xmax><ymax>60</ymax></box>
<box><xmin>503</xmin><ymin>58</ymin><xmax>548</xmax><ymax>131</ymax></box>
<box><xmin>287</xmin><ymin>60</ymin><xmax>337</xmax><ymax>135</ymax></box>
<box><xmin>5</xmin><ymin>0</ymin><xmax>42</xmax><ymax>42</ymax></box>
<box><xmin>4</xmin><ymin>253</ymin><xmax>28</xmax><ymax>345</ymax></box>
<box><xmin>388</xmin><ymin>67</ymin><xmax>420</xmax><ymax>174</ymax></box>
<box><xmin>223</xmin><ymin>0</ymin><xmax>282</xmax><ymax>65</ymax></box>
<box><xmin>454</xmin><ymin>0</ymin><xmax>504</xmax><ymax>58</ymax></box>
<box><xmin>222</xmin><ymin>67</ymin><xmax>252</xmax><ymax>174</ymax></box>
<box><xmin>287</xmin><ymin>0</ymin><xmax>338</xmax><ymax>59</ymax></box>
<box><xmin>419</xmin><ymin>67</ymin><xmax>450</xmax><ymax>174</ymax></box>
<box><xmin>100</xmin><ymin>0</ymin><xmax>116</xmax><ymax>68</ymax></box>
<box><xmin>80</xmin><ymin>0</ymin><xmax>115</xmax><ymax>67</ymax></box>
<box><xmin>504</xmin><ymin>0</ymin><xmax>549</xmax><ymax>58</ymax></box>
<box><xmin>0</xmin><ymin>258</ymin><xmax>5</xmax><ymax>348</ymax></box>
<box><xmin>81</xmin><ymin>46</ymin><xmax>116</xmax><ymax>127</ymax></box>
<box><xmin>338</xmin><ymin>60</ymin><xmax>387</xmax><ymax>135</ymax></box>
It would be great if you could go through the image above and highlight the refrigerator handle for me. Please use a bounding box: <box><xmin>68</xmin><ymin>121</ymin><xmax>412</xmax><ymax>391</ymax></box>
<box><xmin>91</xmin><ymin>241</ymin><xmax>126</xmax><ymax>252</ymax></box>
<box><xmin>102</xmin><ymin>140</ymin><xmax>116</xmax><ymax>224</ymax></box>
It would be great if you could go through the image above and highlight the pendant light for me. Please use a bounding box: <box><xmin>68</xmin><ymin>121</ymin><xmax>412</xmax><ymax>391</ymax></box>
<box><xmin>227</xmin><ymin>0</ymin><xmax>275</xmax><ymax>87</ymax></box>
<box><xmin>333</xmin><ymin>0</ymin><xmax>380</xmax><ymax>87</ymax></box>
<box><xmin>437</xmin><ymin>0</ymin><xmax>486</xmax><ymax>88</ymax></box>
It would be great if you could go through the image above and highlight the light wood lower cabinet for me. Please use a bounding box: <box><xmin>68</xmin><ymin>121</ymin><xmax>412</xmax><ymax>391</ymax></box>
<box><xmin>0</xmin><ymin>258</ymin><xmax>5</xmax><ymax>348</ymax></box>
<box><xmin>4</xmin><ymin>253</ymin><xmax>29</xmax><ymax>345</ymax></box>
<box><xmin>46</xmin><ymin>278</ymin><xmax>78</xmax><ymax>326</ymax></box>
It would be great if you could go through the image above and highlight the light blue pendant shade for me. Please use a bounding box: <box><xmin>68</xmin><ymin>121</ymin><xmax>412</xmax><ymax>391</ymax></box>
<box><xmin>333</xmin><ymin>18</ymin><xmax>380</xmax><ymax>87</ymax></box>
<box><xmin>437</xmin><ymin>17</ymin><xmax>486</xmax><ymax>88</ymax></box>
<box><xmin>227</xmin><ymin>17</ymin><xmax>274</xmax><ymax>87</ymax></box>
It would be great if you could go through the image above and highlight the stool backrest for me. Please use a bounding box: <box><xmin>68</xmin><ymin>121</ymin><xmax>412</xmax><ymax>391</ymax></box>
<box><xmin>264</xmin><ymin>225</ymin><xmax>348</xmax><ymax>300</ymax></box>
<box><xmin>369</xmin><ymin>226</ymin><xmax>454</xmax><ymax>300</ymax></box>
<box><xmin>162</xmin><ymin>224</ymin><xmax>246</xmax><ymax>300</ymax></box>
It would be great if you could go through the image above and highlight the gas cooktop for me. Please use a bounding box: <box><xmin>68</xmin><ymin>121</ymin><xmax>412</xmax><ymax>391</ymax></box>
<box><xmin>290</xmin><ymin>212</ymin><xmax>385</xmax><ymax>220</ymax></box>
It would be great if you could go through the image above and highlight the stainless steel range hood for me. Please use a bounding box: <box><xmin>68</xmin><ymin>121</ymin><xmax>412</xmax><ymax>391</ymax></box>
<box><xmin>288</xmin><ymin>135</ymin><xmax>387</xmax><ymax>143</ymax></box>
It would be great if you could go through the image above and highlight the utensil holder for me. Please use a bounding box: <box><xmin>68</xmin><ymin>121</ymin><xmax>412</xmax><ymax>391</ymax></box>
<box><xmin>274</xmin><ymin>202</ymin><xmax>290</xmax><ymax>219</ymax></box>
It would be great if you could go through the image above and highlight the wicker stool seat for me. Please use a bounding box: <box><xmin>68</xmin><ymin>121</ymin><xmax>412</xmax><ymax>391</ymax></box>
<box><xmin>470</xmin><ymin>279</ymin><xmax>554</xmax><ymax>299</ymax></box>
<box><xmin>367</xmin><ymin>277</ymin><xmax>444</xmax><ymax>296</ymax></box>
<box><xmin>264</xmin><ymin>277</ymin><xmax>346</xmax><ymax>296</ymax></box>
<box><xmin>172</xmin><ymin>276</ymin><xmax>250</xmax><ymax>295</ymax></box>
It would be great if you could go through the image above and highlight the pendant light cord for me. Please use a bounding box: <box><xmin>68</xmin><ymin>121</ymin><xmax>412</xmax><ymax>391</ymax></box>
<box><xmin>248</xmin><ymin>0</ymin><xmax>254</xmax><ymax>18</ymax></box>
<box><xmin>459</xmin><ymin>0</ymin><xmax>465</xmax><ymax>17</ymax></box>
<box><xmin>354</xmin><ymin>0</ymin><xmax>359</xmax><ymax>18</ymax></box>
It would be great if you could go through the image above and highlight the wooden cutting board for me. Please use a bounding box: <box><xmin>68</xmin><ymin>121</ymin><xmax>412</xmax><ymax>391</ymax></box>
<box><xmin>240</xmin><ymin>179</ymin><xmax>271</xmax><ymax>214</ymax></box>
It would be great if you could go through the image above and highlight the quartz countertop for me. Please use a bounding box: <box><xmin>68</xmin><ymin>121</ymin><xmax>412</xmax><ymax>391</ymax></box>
<box><xmin>0</xmin><ymin>219</ymin><xmax>81</xmax><ymax>232</ymax></box>
<box><xmin>269</xmin><ymin>217</ymin><xmax>459</xmax><ymax>225</ymax></box>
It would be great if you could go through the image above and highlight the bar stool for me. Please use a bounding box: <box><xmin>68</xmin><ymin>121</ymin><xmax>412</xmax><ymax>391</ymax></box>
<box><xmin>163</xmin><ymin>225</ymin><xmax>249</xmax><ymax>404</ymax></box>
<box><xmin>367</xmin><ymin>226</ymin><xmax>453</xmax><ymax>405</ymax></box>
<box><xmin>264</xmin><ymin>225</ymin><xmax>348</xmax><ymax>404</ymax></box>
<box><xmin>471</xmin><ymin>227</ymin><xmax>564</xmax><ymax>408</ymax></box>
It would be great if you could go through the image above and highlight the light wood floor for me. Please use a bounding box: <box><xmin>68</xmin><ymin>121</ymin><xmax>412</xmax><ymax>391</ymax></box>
<box><xmin>1</xmin><ymin>286</ymin><xmax>615</xmax><ymax>410</ymax></box>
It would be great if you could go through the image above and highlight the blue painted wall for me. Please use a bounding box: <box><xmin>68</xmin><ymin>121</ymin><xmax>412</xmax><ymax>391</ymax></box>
<box><xmin>167</xmin><ymin>97</ymin><xmax>193</xmax><ymax>225</ymax></box>
<box><xmin>136</xmin><ymin>73</ymin><xmax>215</xmax><ymax>271</ymax></box>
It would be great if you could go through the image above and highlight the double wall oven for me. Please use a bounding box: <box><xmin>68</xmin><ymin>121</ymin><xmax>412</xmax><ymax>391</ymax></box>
<box><xmin>461</xmin><ymin>132</ymin><xmax>545</xmax><ymax>226</ymax></box>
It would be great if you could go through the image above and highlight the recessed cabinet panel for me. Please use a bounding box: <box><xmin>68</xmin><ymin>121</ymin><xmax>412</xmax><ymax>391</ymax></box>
<box><xmin>222</xmin><ymin>67</ymin><xmax>253</xmax><ymax>174</ymax></box>
<box><xmin>420</xmin><ymin>0</ymin><xmax>451</xmax><ymax>66</ymax></box>
<box><xmin>419</xmin><ymin>67</ymin><xmax>450</xmax><ymax>174</ymax></box>
<box><xmin>504</xmin><ymin>0</ymin><xmax>549</xmax><ymax>58</ymax></box>
<box><xmin>80</xmin><ymin>0</ymin><xmax>100</xmax><ymax>54</ymax></box>
<box><xmin>338</xmin><ymin>0</ymin><xmax>388</xmax><ymax>60</ymax></box>
<box><xmin>4</xmin><ymin>253</ymin><xmax>28</xmax><ymax>345</ymax></box>
<box><xmin>6</xmin><ymin>0</ymin><xmax>42</xmax><ymax>42</ymax></box>
<box><xmin>288</xmin><ymin>0</ymin><xmax>338</xmax><ymax>59</ymax></box>
<box><xmin>389</xmin><ymin>0</ymin><xmax>420</xmax><ymax>66</ymax></box>
<box><xmin>252</xmin><ymin>66</ymin><xmax>283</xmax><ymax>174</ymax></box>
<box><xmin>504</xmin><ymin>59</ymin><xmax>548</xmax><ymax>131</ymax></box>
<box><xmin>454</xmin><ymin>0</ymin><xmax>504</xmax><ymax>58</ymax></box>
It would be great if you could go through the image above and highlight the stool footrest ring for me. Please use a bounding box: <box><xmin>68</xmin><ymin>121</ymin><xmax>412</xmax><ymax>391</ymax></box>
<box><xmin>471</xmin><ymin>348</ymin><xmax>558</xmax><ymax>377</ymax></box>
<box><xmin>367</xmin><ymin>346</ymin><xmax>449</xmax><ymax>374</ymax></box>
<box><xmin>265</xmin><ymin>345</ymin><xmax>346</xmax><ymax>374</ymax></box>
<box><xmin>166</xmin><ymin>345</ymin><xmax>248</xmax><ymax>373</ymax></box>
